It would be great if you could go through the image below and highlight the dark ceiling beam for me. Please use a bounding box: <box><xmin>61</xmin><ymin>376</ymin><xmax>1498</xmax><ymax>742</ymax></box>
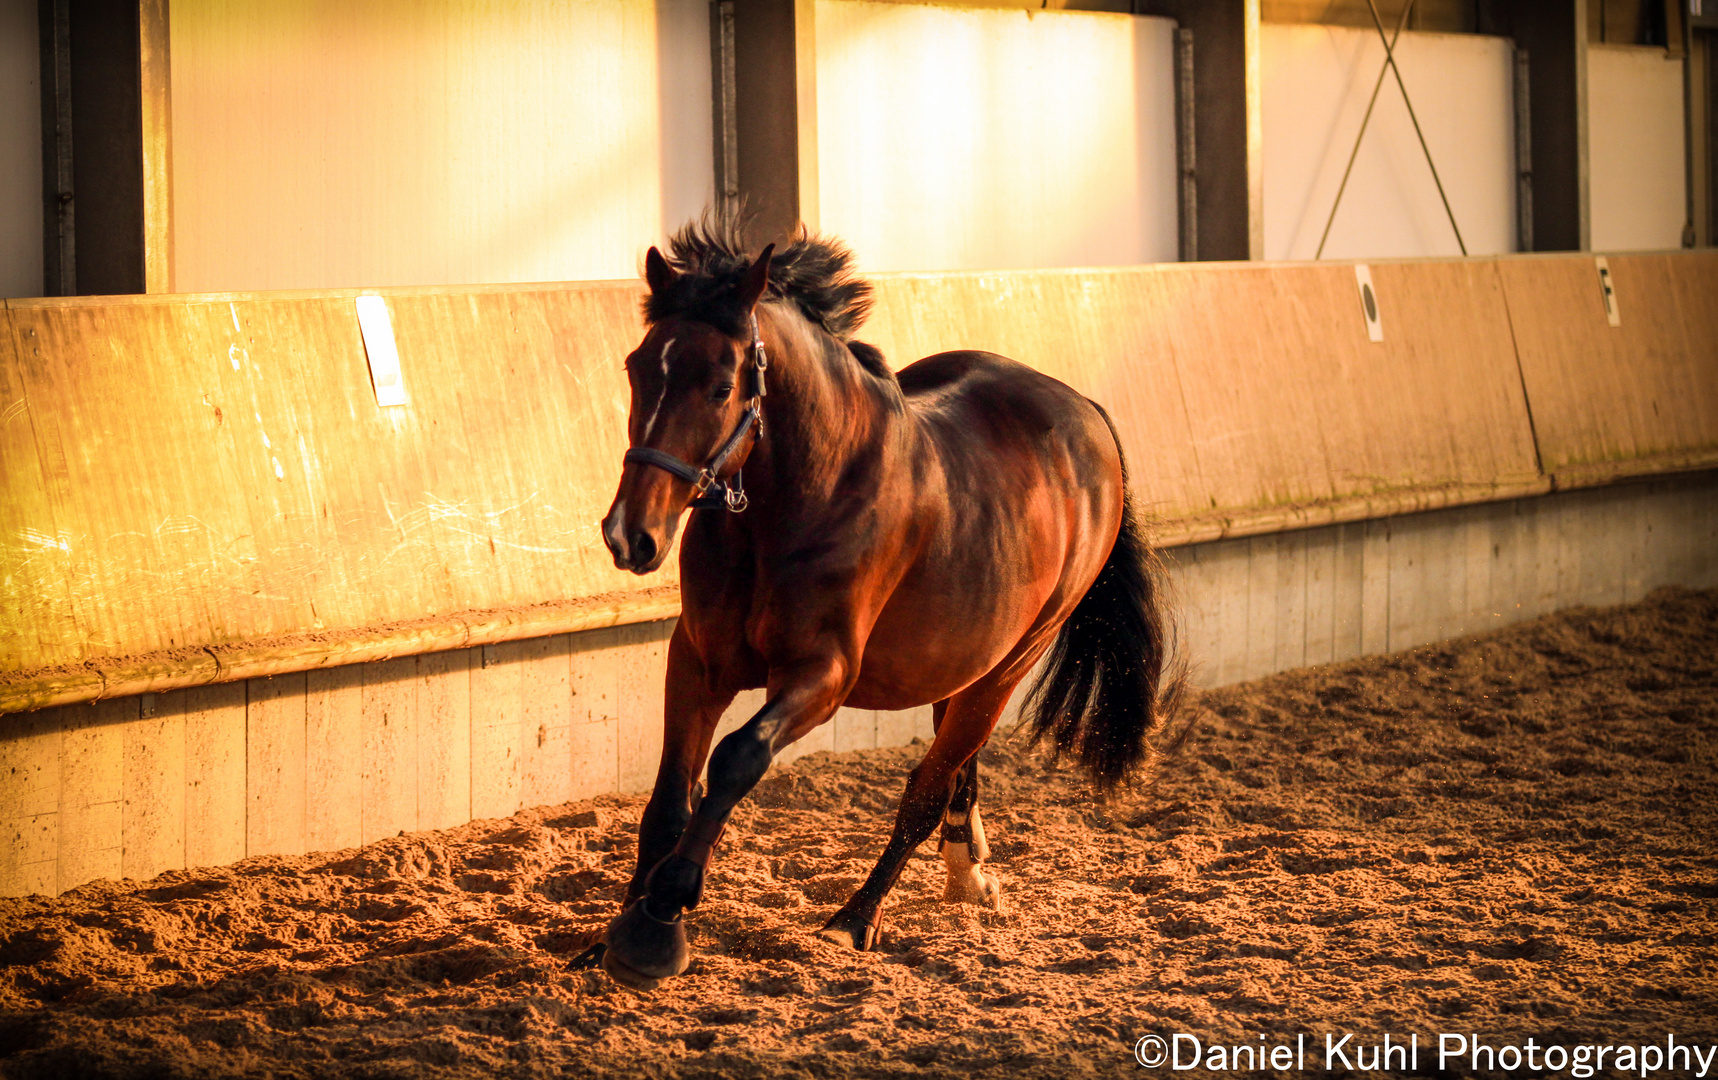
<box><xmin>1138</xmin><ymin>0</ymin><xmax>1263</xmax><ymax>261</ymax></box>
<box><xmin>1484</xmin><ymin>0</ymin><xmax>1590</xmax><ymax>251</ymax></box>
<box><xmin>37</xmin><ymin>0</ymin><xmax>171</xmax><ymax>297</ymax></box>
<box><xmin>729</xmin><ymin>0</ymin><xmax>819</xmax><ymax>251</ymax></box>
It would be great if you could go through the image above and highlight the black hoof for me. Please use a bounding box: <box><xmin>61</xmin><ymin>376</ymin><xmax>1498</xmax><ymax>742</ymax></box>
<box><xmin>819</xmin><ymin>906</ymin><xmax>881</xmax><ymax>951</ymax></box>
<box><xmin>602</xmin><ymin>898</ymin><xmax>690</xmax><ymax>989</ymax></box>
<box><xmin>602</xmin><ymin>948</ymin><xmax>666</xmax><ymax>992</ymax></box>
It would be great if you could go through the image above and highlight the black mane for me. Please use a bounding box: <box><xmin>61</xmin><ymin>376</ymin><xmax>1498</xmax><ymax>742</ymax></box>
<box><xmin>643</xmin><ymin>213</ymin><xmax>891</xmax><ymax>380</ymax></box>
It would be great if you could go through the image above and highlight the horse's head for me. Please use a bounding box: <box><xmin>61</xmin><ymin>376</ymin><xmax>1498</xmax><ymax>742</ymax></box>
<box><xmin>600</xmin><ymin>244</ymin><xmax>772</xmax><ymax>574</ymax></box>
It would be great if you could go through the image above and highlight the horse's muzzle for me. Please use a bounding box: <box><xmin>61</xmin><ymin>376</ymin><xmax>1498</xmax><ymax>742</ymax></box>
<box><xmin>601</xmin><ymin>508</ymin><xmax>665</xmax><ymax>575</ymax></box>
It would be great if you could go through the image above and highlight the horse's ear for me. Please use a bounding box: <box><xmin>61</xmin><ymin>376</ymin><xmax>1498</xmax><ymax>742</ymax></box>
<box><xmin>737</xmin><ymin>244</ymin><xmax>775</xmax><ymax>314</ymax></box>
<box><xmin>645</xmin><ymin>246</ymin><xmax>676</xmax><ymax>295</ymax></box>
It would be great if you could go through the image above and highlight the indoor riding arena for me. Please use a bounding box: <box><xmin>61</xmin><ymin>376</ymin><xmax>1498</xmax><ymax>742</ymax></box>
<box><xmin>2</xmin><ymin>1</ymin><xmax>1715</xmax><ymax>1078</ymax></box>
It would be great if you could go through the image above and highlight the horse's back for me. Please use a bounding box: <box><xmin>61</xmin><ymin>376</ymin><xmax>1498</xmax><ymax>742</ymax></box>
<box><xmin>898</xmin><ymin>350</ymin><xmax>1118</xmax><ymax>485</ymax></box>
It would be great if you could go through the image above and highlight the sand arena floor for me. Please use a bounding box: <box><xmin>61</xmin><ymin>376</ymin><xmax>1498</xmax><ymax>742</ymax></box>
<box><xmin>0</xmin><ymin>588</ymin><xmax>1714</xmax><ymax>1079</ymax></box>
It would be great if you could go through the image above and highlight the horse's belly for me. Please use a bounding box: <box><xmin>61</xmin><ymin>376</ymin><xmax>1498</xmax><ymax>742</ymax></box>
<box><xmin>842</xmin><ymin>541</ymin><xmax>1070</xmax><ymax>710</ymax></box>
<box><xmin>844</xmin><ymin>607</ymin><xmax>1029</xmax><ymax>711</ymax></box>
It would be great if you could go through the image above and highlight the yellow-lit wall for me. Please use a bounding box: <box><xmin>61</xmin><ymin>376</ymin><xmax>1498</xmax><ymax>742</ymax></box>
<box><xmin>1589</xmin><ymin>44</ymin><xmax>1687</xmax><ymax>252</ymax></box>
<box><xmin>1262</xmin><ymin>24</ymin><xmax>1517</xmax><ymax>260</ymax></box>
<box><xmin>168</xmin><ymin>0</ymin><xmax>714</xmax><ymax>293</ymax></box>
<box><xmin>814</xmin><ymin>1</ymin><xmax>1178</xmax><ymax>272</ymax></box>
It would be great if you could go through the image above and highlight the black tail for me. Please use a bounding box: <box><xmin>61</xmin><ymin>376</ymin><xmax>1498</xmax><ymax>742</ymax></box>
<box><xmin>1020</xmin><ymin>429</ymin><xmax>1186</xmax><ymax>790</ymax></box>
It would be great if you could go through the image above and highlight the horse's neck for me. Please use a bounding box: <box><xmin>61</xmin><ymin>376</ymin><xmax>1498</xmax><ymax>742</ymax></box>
<box><xmin>749</xmin><ymin>309</ymin><xmax>894</xmax><ymax>511</ymax></box>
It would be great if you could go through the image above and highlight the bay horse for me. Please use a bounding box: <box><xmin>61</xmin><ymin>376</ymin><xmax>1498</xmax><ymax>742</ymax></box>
<box><xmin>589</xmin><ymin>218</ymin><xmax>1180</xmax><ymax>991</ymax></box>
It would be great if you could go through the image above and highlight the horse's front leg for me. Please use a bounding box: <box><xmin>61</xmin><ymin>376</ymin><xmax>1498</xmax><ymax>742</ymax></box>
<box><xmin>626</xmin><ymin>628</ymin><xmax>735</xmax><ymax>905</ymax></box>
<box><xmin>581</xmin><ymin>626</ymin><xmax>732</xmax><ymax>981</ymax></box>
<box><xmin>602</xmin><ymin>652</ymin><xmax>851</xmax><ymax>990</ymax></box>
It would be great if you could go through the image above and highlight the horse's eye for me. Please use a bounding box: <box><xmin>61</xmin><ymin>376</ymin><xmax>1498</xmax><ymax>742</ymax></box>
<box><xmin>711</xmin><ymin>383</ymin><xmax>734</xmax><ymax>402</ymax></box>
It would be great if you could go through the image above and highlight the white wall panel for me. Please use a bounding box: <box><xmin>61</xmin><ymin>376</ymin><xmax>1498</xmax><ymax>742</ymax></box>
<box><xmin>169</xmin><ymin>0</ymin><xmax>713</xmax><ymax>293</ymax></box>
<box><xmin>1262</xmin><ymin>24</ymin><xmax>1517</xmax><ymax>260</ymax></box>
<box><xmin>1589</xmin><ymin>44</ymin><xmax>1686</xmax><ymax>252</ymax></box>
<box><xmin>815</xmin><ymin>1</ymin><xmax>1178</xmax><ymax>272</ymax></box>
<box><xmin>0</xmin><ymin>0</ymin><xmax>40</xmax><ymax>299</ymax></box>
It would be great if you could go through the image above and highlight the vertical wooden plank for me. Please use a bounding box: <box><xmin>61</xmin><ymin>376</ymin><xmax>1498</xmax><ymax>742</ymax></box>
<box><xmin>1274</xmin><ymin>530</ymin><xmax>1307</xmax><ymax>674</ymax></box>
<box><xmin>1555</xmin><ymin>490</ymin><xmax>1584</xmax><ymax>610</ymax></box>
<box><xmin>58</xmin><ymin>700</ymin><xmax>127</xmax><ymax>892</ymax></box>
<box><xmin>569</xmin><ymin>626</ymin><xmax>624</xmax><ymax>802</ymax></box>
<box><xmin>1461</xmin><ymin>505</ymin><xmax>1494</xmax><ymax>639</ymax></box>
<box><xmin>1430</xmin><ymin>509</ymin><xmax>1467</xmax><ymax>644</ymax></box>
<box><xmin>1618</xmin><ymin>485</ymin><xmax>1650</xmax><ymax>603</ymax></box>
<box><xmin>1209</xmin><ymin>537</ymin><xmax>1249</xmax><ymax>685</ymax></box>
<box><xmin>417</xmin><ymin>649</ymin><xmax>471</xmax><ymax>831</ymax></box>
<box><xmin>1642</xmin><ymin>480</ymin><xmax>1669</xmax><ymax>590</ymax></box>
<box><xmin>568</xmin><ymin>721</ymin><xmax>619</xmax><ymax>803</ymax></box>
<box><xmin>1360</xmin><ymin>518</ymin><xmax>1391</xmax><ymax>657</ymax></box>
<box><xmin>182</xmin><ymin>682</ymin><xmax>246</xmax><ymax>870</ymax></box>
<box><xmin>1161</xmin><ymin>547</ymin><xmax>1208</xmax><ymax>687</ymax></box>
<box><xmin>1692</xmin><ymin>480</ymin><xmax>1718</xmax><ymax>588</ymax></box>
<box><xmin>1330</xmin><ymin>522</ymin><xmax>1365</xmax><ymax>663</ymax></box>
<box><xmin>1488</xmin><ymin>499</ymin><xmax>1522</xmax><ymax>624</ymax></box>
<box><xmin>1392</xmin><ymin>513</ymin><xmax>1451</xmax><ymax>653</ymax></box>
<box><xmin>122</xmin><ymin>695</ymin><xmax>185</xmax><ymax>882</ymax></box>
<box><xmin>1303</xmin><ymin>526</ymin><xmax>1337</xmax><ymax>668</ymax></box>
<box><xmin>832</xmin><ymin>707</ymin><xmax>877</xmax><ymax>753</ymax></box>
<box><xmin>470</xmin><ymin>641</ymin><xmax>524</xmax><ymax>821</ymax></box>
<box><xmin>776</xmin><ymin>712</ymin><xmax>835</xmax><ymax>766</ymax></box>
<box><xmin>617</xmin><ymin>621</ymin><xmax>671</xmax><ymax>794</ymax></box>
<box><xmin>361</xmin><ymin>657</ymin><xmax>419</xmax><ymax>844</ymax></box>
<box><xmin>711</xmin><ymin>688</ymin><xmax>768</xmax><ymax>765</ymax></box>
<box><xmin>245</xmin><ymin>673</ymin><xmax>306</xmax><ymax>858</ymax></box>
<box><xmin>0</xmin><ymin>708</ymin><xmax>63</xmax><ymax>897</ymax></box>
<box><xmin>1385</xmin><ymin>518</ymin><xmax>1417</xmax><ymax>653</ymax></box>
<box><xmin>519</xmin><ymin>635</ymin><xmax>573</xmax><ymax>810</ymax></box>
<box><xmin>875</xmin><ymin>704</ymin><xmax>935</xmax><ymax>748</ymax></box>
<box><xmin>1646</xmin><ymin>480</ymin><xmax>1682</xmax><ymax>593</ymax></box>
<box><xmin>1515</xmin><ymin>496</ymin><xmax>1548</xmax><ymax>620</ymax></box>
<box><xmin>1582</xmin><ymin>488</ymin><xmax>1625</xmax><ymax>609</ymax></box>
<box><xmin>304</xmin><ymin>665</ymin><xmax>363</xmax><ymax>852</ymax></box>
<box><xmin>1533</xmin><ymin>493</ymin><xmax>1565</xmax><ymax>617</ymax></box>
<box><xmin>1243</xmin><ymin>534</ymin><xmax>1279</xmax><ymax>681</ymax></box>
<box><xmin>1677</xmin><ymin>482</ymin><xmax>1705</xmax><ymax>586</ymax></box>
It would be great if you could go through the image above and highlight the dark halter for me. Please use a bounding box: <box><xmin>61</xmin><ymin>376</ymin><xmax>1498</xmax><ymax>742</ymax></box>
<box><xmin>622</xmin><ymin>315</ymin><xmax>769</xmax><ymax>513</ymax></box>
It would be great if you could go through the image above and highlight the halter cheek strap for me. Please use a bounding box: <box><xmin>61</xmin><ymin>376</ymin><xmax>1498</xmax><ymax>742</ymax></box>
<box><xmin>621</xmin><ymin>315</ymin><xmax>769</xmax><ymax>513</ymax></box>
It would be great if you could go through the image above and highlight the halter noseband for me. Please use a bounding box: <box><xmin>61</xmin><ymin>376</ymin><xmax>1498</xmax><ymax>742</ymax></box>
<box><xmin>622</xmin><ymin>315</ymin><xmax>769</xmax><ymax>513</ymax></box>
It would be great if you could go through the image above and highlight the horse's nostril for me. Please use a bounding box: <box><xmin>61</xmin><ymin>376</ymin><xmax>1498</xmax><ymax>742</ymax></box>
<box><xmin>630</xmin><ymin>530</ymin><xmax>657</xmax><ymax>566</ymax></box>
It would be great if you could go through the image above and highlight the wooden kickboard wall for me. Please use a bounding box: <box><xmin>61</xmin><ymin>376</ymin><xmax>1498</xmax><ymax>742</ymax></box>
<box><xmin>1497</xmin><ymin>252</ymin><xmax>1718</xmax><ymax>486</ymax></box>
<box><xmin>3</xmin><ymin>471</ymin><xmax>1712</xmax><ymax>898</ymax></box>
<box><xmin>5</xmin><ymin>252</ymin><xmax>1715</xmax><ymax>714</ymax></box>
<box><xmin>864</xmin><ymin>257</ymin><xmax>1548</xmax><ymax>534</ymax></box>
<box><xmin>1</xmin><ymin>284</ymin><xmax>664</xmax><ymax>681</ymax></box>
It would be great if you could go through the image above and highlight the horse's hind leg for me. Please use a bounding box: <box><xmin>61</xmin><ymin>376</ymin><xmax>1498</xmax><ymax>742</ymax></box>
<box><xmin>821</xmin><ymin>685</ymin><xmax>1010</xmax><ymax>950</ymax></box>
<box><xmin>940</xmin><ymin>754</ymin><xmax>1002</xmax><ymax>909</ymax></box>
